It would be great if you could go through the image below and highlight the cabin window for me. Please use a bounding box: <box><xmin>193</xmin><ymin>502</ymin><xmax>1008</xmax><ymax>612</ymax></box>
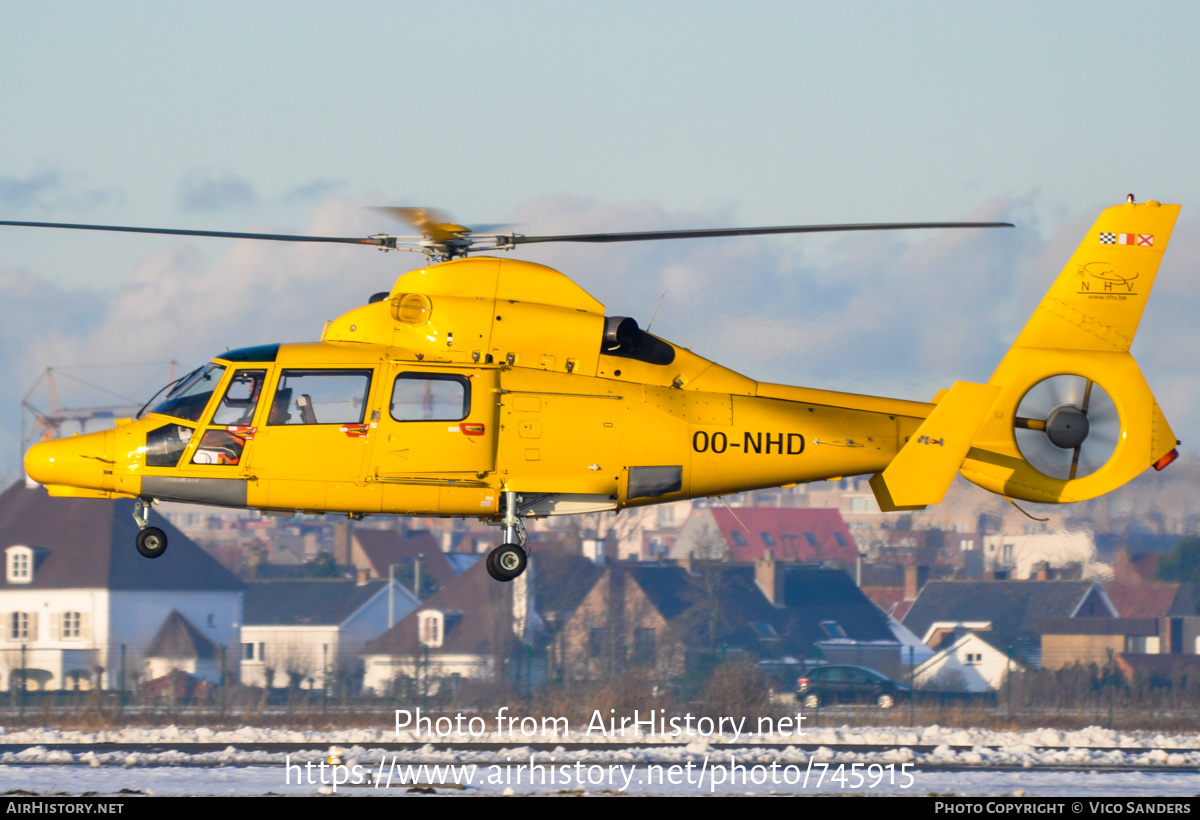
<box><xmin>390</xmin><ymin>373</ymin><xmax>470</xmax><ymax>422</ymax></box>
<box><xmin>267</xmin><ymin>370</ymin><xmax>372</xmax><ymax>425</ymax></box>
<box><xmin>191</xmin><ymin>429</ymin><xmax>248</xmax><ymax>466</ymax></box>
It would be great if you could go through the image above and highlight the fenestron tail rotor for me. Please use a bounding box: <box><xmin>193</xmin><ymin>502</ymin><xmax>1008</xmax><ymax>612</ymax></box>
<box><xmin>1014</xmin><ymin>375</ymin><xmax>1121</xmax><ymax>480</ymax></box>
<box><xmin>0</xmin><ymin>213</ymin><xmax>1014</xmax><ymax>265</ymax></box>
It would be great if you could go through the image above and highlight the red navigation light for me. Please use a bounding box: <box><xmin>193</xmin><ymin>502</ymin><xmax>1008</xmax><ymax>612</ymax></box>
<box><xmin>1153</xmin><ymin>448</ymin><xmax>1179</xmax><ymax>472</ymax></box>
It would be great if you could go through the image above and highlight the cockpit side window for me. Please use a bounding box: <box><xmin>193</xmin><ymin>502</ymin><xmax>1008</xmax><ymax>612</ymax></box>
<box><xmin>148</xmin><ymin>364</ymin><xmax>227</xmax><ymax>423</ymax></box>
<box><xmin>211</xmin><ymin>370</ymin><xmax>268</xmax><ymax>426</ymax></box>
<box><xmin>267</xmin><ymin>369</ymin><xmax>372</xmax><ymax>425</ymax></box>
<box><xmin>146</xmin><ymin>424</ymin><xmax>194</xmax><ymax>467</ymax></box>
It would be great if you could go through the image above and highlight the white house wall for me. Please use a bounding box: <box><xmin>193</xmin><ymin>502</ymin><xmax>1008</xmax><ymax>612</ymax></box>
<box><xmin>362</xmin><ymin>653</ymin><xmax>495</xmax><ymax>695</ymax></box>
<box><xmin>239</xmin><ymin>626</ymin><xmax>339</xmax><ymax>689</ymax></box>
<box><xmin>914</xmin><ymin>634</ymin><xmax>1017</xmax><ymax>693</ymax></box>
<box><xmin>0</xmin><ymin>588</ymin><xmax>109</xmax><ymax>691</ymax></box>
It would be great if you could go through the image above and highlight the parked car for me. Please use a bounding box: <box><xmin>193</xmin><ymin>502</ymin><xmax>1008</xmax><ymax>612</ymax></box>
<box><xmin>796</xmin><ymin>664</ymin><xmax>911</xmax><ymax>709</ymax></box>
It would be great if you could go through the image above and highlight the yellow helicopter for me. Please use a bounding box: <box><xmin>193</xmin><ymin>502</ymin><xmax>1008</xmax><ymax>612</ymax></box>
<box><xmin>10</xmin><ymin>198</ymin><xmax>1181</xmax><ymax>582</ymax></box>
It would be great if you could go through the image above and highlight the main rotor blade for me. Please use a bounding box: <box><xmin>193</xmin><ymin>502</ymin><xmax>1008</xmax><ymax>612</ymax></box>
<box><xmin>510</xmin><ymin>221</ymin><xmax>1014</xmax><ymax>245</ymax></box>
<box><xmin>0</xmin><ymin>219</ymin><xmax>390</xmax><ymax>246</ymax></box>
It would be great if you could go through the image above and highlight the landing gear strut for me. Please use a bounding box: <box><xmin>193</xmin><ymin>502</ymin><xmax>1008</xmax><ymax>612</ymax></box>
<box><xmin>487</xmin><ymin>490</ymin><xmax>527</xmax><ymax>582</ymax></box>
<box><xmin>132</xmin><ymin>497</ymin><xmax>168</xmax><ymax>559</ymax></box>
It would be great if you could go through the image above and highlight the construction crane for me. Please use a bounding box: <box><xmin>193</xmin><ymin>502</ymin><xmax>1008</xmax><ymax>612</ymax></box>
<box><xmin>20</xmin><ymin>363</ymin><xmax>175</xmax><ymax>454</ymax></box>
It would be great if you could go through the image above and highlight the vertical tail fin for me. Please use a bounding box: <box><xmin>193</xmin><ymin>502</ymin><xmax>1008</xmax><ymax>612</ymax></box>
<box><xmin>961</xmin><ymin>199</ymin><xmax>1180</xmax><ymax>503</ymax></box>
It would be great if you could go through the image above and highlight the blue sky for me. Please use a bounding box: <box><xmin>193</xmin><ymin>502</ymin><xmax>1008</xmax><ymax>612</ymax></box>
<box><xmin>1</xmin><ymin>1</ymin><xmax>1199</xmax><ymax>480</ymax></box>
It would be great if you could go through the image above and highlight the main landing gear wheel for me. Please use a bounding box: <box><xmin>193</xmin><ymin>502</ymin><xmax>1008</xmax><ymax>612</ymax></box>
<box><xmin>486</xmin><ymin>543</ymin><xmax>527</xmax><ymax>583</ymax></box>
<box><xmin>136</xmin><ymin>526</ymin><xmax>168</xmax><ymax>559</ymax></box>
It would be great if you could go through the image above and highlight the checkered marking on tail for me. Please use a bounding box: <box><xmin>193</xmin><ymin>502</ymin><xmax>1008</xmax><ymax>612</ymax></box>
<box><xmin>1099</xmin><ymin>232</ymin><xmax>1153</xmax><ymax>246</ymax></box>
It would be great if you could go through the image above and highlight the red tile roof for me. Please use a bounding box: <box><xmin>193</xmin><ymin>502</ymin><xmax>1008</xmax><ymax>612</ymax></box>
<box><xmin>1104</xmin><ymin>581</ymin><xmax>1184</xmax><ymax>618</ymax></box>
<box><xmin>709</xmin><ymin>507</ymin><xmax>857</xmax><ymax>564</ymax></box>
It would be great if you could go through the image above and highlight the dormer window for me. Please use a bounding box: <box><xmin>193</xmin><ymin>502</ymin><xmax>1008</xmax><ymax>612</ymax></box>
<box><xmin>419</xmin><ymin>610</ymin><xmax>443</xmax><ymax>648</ymax></box>
<box><xmin>6</xmin><ymin>546</ymin><xmax>33</xmax><ymax>584</ymax></box>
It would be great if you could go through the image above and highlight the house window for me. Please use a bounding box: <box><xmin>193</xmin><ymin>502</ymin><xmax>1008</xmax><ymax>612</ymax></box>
<box><xmin>207</xmin><ymin>614</ymin><xmax>215</xmax><ymax>628</ymax></box>
<box><xmin>61</xmin><ymin>612</ymin><xmax>81</xmax><ymax>639</ymax></box>
<box><xmin>1002</xmin><ymin>543</ymin><xmax>1014</xmax><ymax>565</ymax></box>
<box><xmin>244</xmin><ymin>643</ymin><xmax>256</xmax><ymax>661</ymax></box>
<box><xmin>964</xmin><ymin>652</ymin><xmax>982</xmax><ymax>665</ymax></box>
<box><xmin>588</xmin><ymin>629</ymin><xmax>605</xmax><ymax>657</ymax></box>
<box><xmin>419</xmin><ymin>611</ymin><xmax>443</xmax><ymax>648</ymax></box>
<box><xmin>9</xmin><ymin>612</ymin><xmax>30</xmax><ymax>641</ymax></box>
<box><xmin>633</xmin><ymin>628</ymin><xmax>656</xmax><ymax>666</ymax></box>
<box><xmin>761</xmin><ymin>532</ymin><xmax>776</xmax><ymax>547</ymax></box>
<box><xmin>5</xmin><ymin>546</ymin><xmax>32</xmax><ymax>584</ymax></box>
<box><xmin>805</xmin><ymin>532</ymin><xmax>820</xmax><ymax>548</ymax></box>
<box><xmin>731</xmin><ymin>531</ymin><xmax>746</xmax><ymax>547</ymax></box>
<box><xmin>960</xmin><ymin>539</ymin><xmax>974</xmax><ymax>551</ymax></box>
<box><xmin>834</xmin><ymin>532</ymin><xmax>847</xmax><ymax>548</ymax></box>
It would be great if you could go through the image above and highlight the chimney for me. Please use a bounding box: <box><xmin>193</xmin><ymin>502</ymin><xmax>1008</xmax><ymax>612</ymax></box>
<box><xmin>756</xmin><ymin>552</ymin><xmax>784</xmax><ymax>605</ymax></box>
<box><xmin>904</xmin><ymin>564</ymin><xmax>928</xmax><ymax>601</ymax></box>
<box><xmin>356</xmin><ymin>567</ymin><xmax>371</xmax><ymax>585</ymax></box>
<box><xmin>332</xmin><ymin>520</ymin><xmax>352</xmax><ymax>565</ymax></box>
<box><xmin>1033</xmin><ymin>561</ymin><xmax>1051</xmax><ymax>581</ymax></box>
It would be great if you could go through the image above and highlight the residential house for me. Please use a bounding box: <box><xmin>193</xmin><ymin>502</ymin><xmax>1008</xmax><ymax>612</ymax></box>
<box><xmin>554</xmin><ymin>558</ymin><xmax>902</xmax><ymax>680</ymax></box>
<box><xmin>0</xmin><ymin>482</ymin><xmax>243</xmax><ymax>692</ymax></box>
<box><xmin>348</xmin><ymin>529</ymin><xmax>456</xmax><ymax>595</ymax></box>
<box><xmin>670</xmin><ymin>508</ymin><xmax>857</xmax><ymax>565</ymax></box>
<box><xmin>903</xmin><ymin>579</ymin><xmax>1116</xmax><ymax>667</ymax></box>
<box><xmin>241</xmin><ymin>578</ymin><xmax>419</xmax><ymax>689</ymax></box>
<box><xmin>360</xmin><ymin>558</ymin><xmax>531</xmax><ymax>694</ymax></box>
<box><xmin>914</xmin><ymin>628</ymin><xmax>1023</xmax><ymax>692</ymax></box>
<box><xmin>144</xmin><ymin>610</ymin><xmax>220</xmax><ymax>682</ymax></box>
<box><xmin>1037</xmin><ymin>616</ymin><xmax>1200</xmax><ymax>671</ymax></box>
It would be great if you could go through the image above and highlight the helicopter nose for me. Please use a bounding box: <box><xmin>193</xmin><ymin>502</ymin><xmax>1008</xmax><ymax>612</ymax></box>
<box><xmin>24</xmin><ymin>430</ymin><xmax>114</xmax><ymax>490</ymax></box>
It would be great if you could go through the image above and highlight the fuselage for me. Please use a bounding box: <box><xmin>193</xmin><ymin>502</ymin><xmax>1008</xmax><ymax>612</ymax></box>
<box><xmin>24</xmin><ymin>257</ymin><xmax>932</xmax><ymax>519</ymax></box>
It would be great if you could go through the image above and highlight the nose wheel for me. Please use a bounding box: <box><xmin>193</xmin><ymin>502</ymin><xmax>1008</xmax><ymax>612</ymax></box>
<box><xmin>487</xmin><ymin>490</ymin><xmax>528</xmax><ymax>582</ymax></box>
<box><xmin>132</xmin><ymin>497</ymin><xmax>168</xmax><ymax>559</ymax></box>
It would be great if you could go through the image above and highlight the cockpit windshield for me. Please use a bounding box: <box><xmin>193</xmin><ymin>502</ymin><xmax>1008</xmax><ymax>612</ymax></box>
<box><xmin>138</xmin><ymin>363</ymin><xmax>227</xmax><ymax>422</ymax></box>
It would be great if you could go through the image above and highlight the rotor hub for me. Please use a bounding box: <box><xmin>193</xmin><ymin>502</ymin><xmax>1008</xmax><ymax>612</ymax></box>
<box><xmin>1045</xmin><ymin>405</ymin><xmax>1090</xmax><ymax>450</ymax></box>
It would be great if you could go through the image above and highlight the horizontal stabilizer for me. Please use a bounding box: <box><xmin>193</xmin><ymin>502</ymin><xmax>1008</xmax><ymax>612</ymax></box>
<box><xmin>870</xmin><ymin>381</ymin><xmax>999</xmax><ymax>511</ymax></box>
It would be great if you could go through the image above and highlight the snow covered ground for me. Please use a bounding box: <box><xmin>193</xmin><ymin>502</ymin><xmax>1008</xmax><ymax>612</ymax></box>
<box><xmin>2</xmin><ymin>724</ymin><xmax>1199</xmax><ymax>796</ymax></box>
<box><xmin>3</xmin><ymin>764</ymin><xmax>1200</xmax><ymax>796</ymax></box>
